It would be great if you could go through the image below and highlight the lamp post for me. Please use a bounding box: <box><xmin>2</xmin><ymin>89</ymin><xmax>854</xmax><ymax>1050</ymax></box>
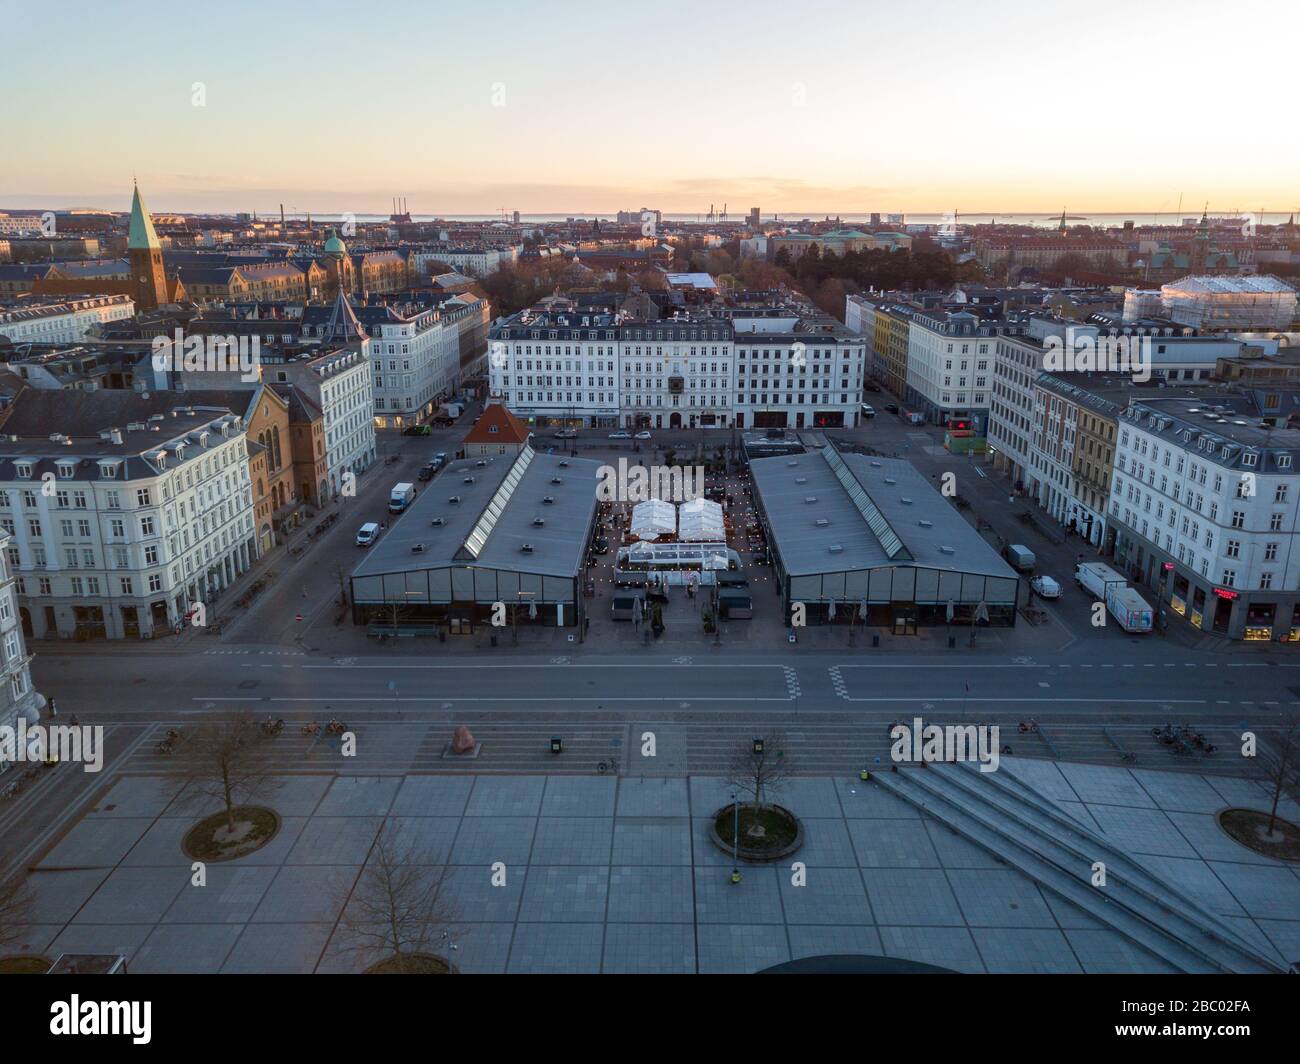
<box><xmin>729</xmin><ymin>788</ymin><xmax>741</xmax><ymax>884</ymax></box>
<box><xmin>440</xmin><ymin>929</ymin><xmax>459</xmax><ymax>974</ymax></box>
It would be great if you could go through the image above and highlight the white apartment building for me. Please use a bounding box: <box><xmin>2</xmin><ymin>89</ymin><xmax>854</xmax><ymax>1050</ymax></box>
<box><xmin>0</xmin><ymin>399</ymin><xmax>257</xmax><ymax>641</ymax></box>
<box><xmin>411</xmin><ymin>246</ymin><xmax>512</xmax><ymax>280</ymax></box>
<box><xmin>1108</xmin><ymin>395</ymin><xmax>1300</xmax><ymax>640</ymax></box>
<box><xmin>988</xmin><ymin>333</ymin><xmax>1050</xmax><ymax>490</ymax></box>
<box><xmin>0</xmin><ymin>530</ymin><xmax>40</xmax><ymax>772</ymax></box>
<box><xmin>336</xmin><ymin>302</ymin><xmax>461</xmax><ymax>430</ymax></box>
<box><xmin>731</xmin><ymin>316</ymin><xmax>866</xmax><ymax>430</ymax></box>
<box><xmin>1029</xmin><ymin>377</ymin><xmax>1079</xmax><ymax>526</ymax></box>
<box><xmin>0</xmin><ymin>214</ymin><xmax>44</xmax><ymax>236</ymax></box>
<box><xmin>904</xmin><ymin>311</ymin><xmax>998</xmax><ymax>429</ymax></box>
<box><xmin>0</xmin><ymin>294</ymin><xmax>135</xmax><ymax>345</ymax></box>
<box><xmin>271</xmin><ymin>346</ymin><xmax>375</xmax><ymax>499</ymax></box>
<box><xmin>489</xmin><ymin>309</ymin><xmax>866</xmax><ymax>431</ymax></box>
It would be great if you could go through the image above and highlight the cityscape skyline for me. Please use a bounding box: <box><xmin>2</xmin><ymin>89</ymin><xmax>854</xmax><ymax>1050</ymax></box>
<box><xmin>2</xmin><ymin>0</ymin><xmax>1298</xmax><ymax>1001</ymax></box>
<box><xmin>3</xmin><ymin>0</ymin><xmax>1295</xmax><ymax>215</ymax></box>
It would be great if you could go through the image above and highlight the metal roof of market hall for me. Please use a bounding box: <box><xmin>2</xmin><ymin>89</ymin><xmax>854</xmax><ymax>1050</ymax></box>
<box><xmin>749</xmin><ymin>445</ymin><xmax>1017</xmax><ymax>579</ymax></box>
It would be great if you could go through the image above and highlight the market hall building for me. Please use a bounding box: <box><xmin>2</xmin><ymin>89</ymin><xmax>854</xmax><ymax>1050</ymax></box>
<box><xmin>749</xmin><ymin>445</ymin><xmax>1022</xmax><ymax>631</ymax></box>
<box><xmin>349</xmin><ymin>445</ymin><xmax>600</xmax><ymax>633</ymax></box>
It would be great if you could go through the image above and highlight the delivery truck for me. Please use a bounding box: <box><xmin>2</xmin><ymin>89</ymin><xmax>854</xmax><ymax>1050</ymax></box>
<box><xmin>1074</xmin><ymin>561</ymin><xmax>1127</xmax><ymax>599</ymax></box>
<box><xmin>1105</xmin><ymin>584</ymin><xmax>1154</xmax><ymax>632</ymax></box>
<box><xmin>388</xmin><ymin>482</ymin><xmax>416</xmax><ymax>513</ymax></box>
<box><xmin>1004</xmin><ymin>544</ymin><xmax>1036</xmax><ymax>572</ymax></box>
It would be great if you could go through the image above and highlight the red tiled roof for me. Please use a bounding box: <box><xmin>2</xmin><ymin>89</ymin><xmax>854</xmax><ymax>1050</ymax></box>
<box><xmin>463</xmin><ymin>403</ymin><xmax>531</xmax><ymax>445</ymax></box>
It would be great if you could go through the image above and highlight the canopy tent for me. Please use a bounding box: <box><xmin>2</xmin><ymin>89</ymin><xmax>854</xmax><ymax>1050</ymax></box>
<box><xmin>678</xmin><ymin>497</ymin><xmax>724</xmax><ymax>542</ymax></box>
<box><xmin>630</xmin><ymin>498</ymin><xmax>677</xmax><ymax>541</ymax></box>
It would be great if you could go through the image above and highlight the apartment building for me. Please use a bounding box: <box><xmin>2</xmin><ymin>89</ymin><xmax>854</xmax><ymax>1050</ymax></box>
<box><xmin>904</xmin><ymin>310</ymin><xmax>999</xmax><ymax>430</ymax></box>
<box><xmin>0</xmin><ymin>392</ymin><xmax>257</xmax><ymax>641</ymax></box>
<box><xmin>0</xmin><ymin>294</ymin><xmax>135</xmax><ymax>345</ymax></box>
<box><xmin>266</xmin><ymin>336</ymin><xmax>375</xmax><ymax>500</ymax></box>
<box><xmin>0</xmin><ymin>530</ymin><xmax>40</xmax><ymax>773</ymax></box>
<box><xmin>1108</xmin><ymin>394</ymin><xmax>1300</xmax><ymax>640</ymax></box>
<box><xmin>489</xmin><ymin>304</ymin><xmax>866</xmax><ymax>430</ymax></box>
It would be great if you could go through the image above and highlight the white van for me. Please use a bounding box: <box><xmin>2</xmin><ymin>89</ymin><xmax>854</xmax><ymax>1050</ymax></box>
<box><xmin>356</xmin><ymin>522</ymin><xmax>380</xmax><ymax>547</ymax></box>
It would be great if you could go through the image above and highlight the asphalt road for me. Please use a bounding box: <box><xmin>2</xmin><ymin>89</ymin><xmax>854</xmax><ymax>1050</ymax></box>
<box><xmin>33</xmin><ymin>649</ymin><xmax>1300</xmax><ymax>719</ymax></box>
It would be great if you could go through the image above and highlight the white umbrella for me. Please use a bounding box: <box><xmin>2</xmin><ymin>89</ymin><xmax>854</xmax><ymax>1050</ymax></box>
<box><xmin>858</xmin><ymin>599</ymin><xmax>867</xmax><ymax>620</ymax></box>
<box><xmin>945</xmin><ymin>599</ymin><xmax>955</xmax><ymax>624</ymax></box>
<box><xmin>528</xmin><ymin>601</ymin><xmax>538</xmax><ymax>620</ymax></box>
<box><xmin>827</xmin><ymin>599</ymin><xmax>837</xmax><ymax>621</ymax></box>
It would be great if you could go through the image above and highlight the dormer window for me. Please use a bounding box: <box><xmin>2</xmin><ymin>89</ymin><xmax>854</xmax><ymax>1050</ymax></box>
<box><xmin>14</xmin><ymin>463</ymin><xmax>31</xmax><ymax>479</ymax></box>
<box><xmin>1242</xmin><ymin>452</ymin><xmax>1258</xmax><ymax>468</ymax></box>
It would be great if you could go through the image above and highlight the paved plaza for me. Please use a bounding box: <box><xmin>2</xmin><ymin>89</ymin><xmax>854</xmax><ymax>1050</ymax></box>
<box><xmin>7</xmin><ymin>761</ymin><xmax>1299</xmax><ymax>973</ymax></box>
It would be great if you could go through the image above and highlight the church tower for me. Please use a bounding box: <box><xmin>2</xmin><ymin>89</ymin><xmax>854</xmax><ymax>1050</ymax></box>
<box><xmin>128</xmin><ymin>182</ymin><xmax>169</xmax><ymax>310</ymax></box>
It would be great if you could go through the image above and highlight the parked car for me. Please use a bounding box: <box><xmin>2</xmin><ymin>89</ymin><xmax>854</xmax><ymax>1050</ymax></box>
<box><xmin>553</xmin><ymin>429</ymin><xmax>577</xmax><ymax>439</ymax></box>
<box><xmin>593</xmin><ymin>536</ymin><xmax>610</xmax><ymax>554</ymax></box>
<box><xmin>433</xmin><ymin>452</ymin><xmax>447</xmax><ymax>465</ymax></box>
<box><xmin>860</xmin><ymin>404</ymin><xmax>876</xmax><ymax>418</ymax></box>
<box><xmin>417</xmin><ymin>462</ymin><xmax>437</xmax><ymax>481</ymax></box>
<box><xmin>884</xmin><ymin>403</ymin><xmax>900</xmax><ymax>414</ymax></box>
<box><xmin>608</xmin><ymin>431</ymin><xmax>632</xmax><ymax>439</ymax></box>
<box><xmin>634</xmin><ymin>430</ymin><xmax>653</xmax><ymax>440</ymax></box>
<box><xmin>1030</xmin><ymin>575</ymin><xmax>1061</xmax><ymax>599</ymax></box>
<box><xmin>402</xmin><ymin>424</ymin><xmax>431</xmax><ymax>436</ymax></box>
<box><xmin>356</xmin><ymin>522</ymin><xmax>380</xmax><ymax>547</ymax></box>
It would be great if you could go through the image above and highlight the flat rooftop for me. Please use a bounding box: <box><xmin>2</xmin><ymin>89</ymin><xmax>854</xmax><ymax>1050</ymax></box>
<box><xmin>352</xmin><ymin>446</ymin><xmax>600</xmax><ymax>581</ymax></box>
<box><xmin>750</xmin><ymin>445</ymin><xmax>1017</xmax><ymax>579</ymax></box>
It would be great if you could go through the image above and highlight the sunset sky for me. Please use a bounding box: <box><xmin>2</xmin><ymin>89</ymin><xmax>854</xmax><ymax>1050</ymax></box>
<box><xmin>2</xmin><ymin>0</ymin><xmax>1295</xmax><ymax>217</ymax></box>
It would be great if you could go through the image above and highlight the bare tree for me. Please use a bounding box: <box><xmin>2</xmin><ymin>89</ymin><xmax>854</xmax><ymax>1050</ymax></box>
<box><xmin>337</xmin><ymin>821</ymin><xmax>464</xmax><ymax>973</ymax></box>
<box><xmin>1266</xmin><ymin>714</ymin><xmax>1300</xmax><ymax>837</ymax></box>
<box><xmin>0</xmin><ymin>872</ymin><xmax>34</xmax><ymax>953</ymax></box>
<box><xmin>181</xmin><ymin>712</ymin><xmax>280</xmax><ymax>833</ymax></box>
<box><xmin>726</xmin><ymin>731</ymin><xmax>791</xmax><ymax>815</ymax></box>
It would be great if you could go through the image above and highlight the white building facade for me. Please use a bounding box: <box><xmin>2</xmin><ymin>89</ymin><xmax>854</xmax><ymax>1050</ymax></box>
<box><xmin>1108</xmin><ymin>398</ymin><xmax>1300</xmax><ymax>640</ymax></box>
<box><xmin>0</xmin><ymin>530</ymin><xmax>40</xmax><ymax>773</ymax></box>
<box><xmin>0</xmin><ymin>409</ymin><xmax>257</xmax><ymax>641</ymax></box>
<box><xmin>904</xmin><ymin>311</ymin><xmax>997</xmax><ymax>429</ymax></box>
<box><xmin>0</xmin><ymin>295</ymin><xmax>135</xmax><ymax>345</ymax></box>
<box><xmin>274</xmin><ymin>347</ymin><xmax>375</xmax><ymax>499</ymax></box>
<box><xmin>490</xmin><ymin>310</ymin><xmax>866</xmax><ymax>430</ymax></box>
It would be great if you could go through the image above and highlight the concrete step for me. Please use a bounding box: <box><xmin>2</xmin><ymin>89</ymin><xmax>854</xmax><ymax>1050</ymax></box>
<box><xmin>873</xmin><ymin>764</ymin><xmax>1282</xmax><ymax>973</ymax></box>
<box><xmin>942</xmin><ymin>760</ymin><xmax>1276</xmax><ymax>966</ymax></box>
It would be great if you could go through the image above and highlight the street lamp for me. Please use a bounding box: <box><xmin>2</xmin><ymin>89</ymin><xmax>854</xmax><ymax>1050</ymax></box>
<box><xmin>440</xmin><ymin>930</ymin><xmax>459</xmax><ymax>974</ymax></box>
<box><xmin>729</xmin><ymin>789</ymin><xmax>741</xmax><ymax>885</ymax></box>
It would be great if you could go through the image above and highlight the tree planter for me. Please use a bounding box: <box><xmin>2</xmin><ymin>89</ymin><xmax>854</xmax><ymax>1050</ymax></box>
<box><xmin>0</xmin><ymin>955</ymin><xmax>51</xmax><ymax>974</ymax></box>
<box><xmin>364</xmin><ymin>952</ymin><xmax>454</xmax><ymax>974</ymax></box>
<box><xmin>710</xmin><ymin>803</ymin><xmax>803</xmax><ymax>862</ymax></box>
<box><xmin>1216</xmin><ymin>807</ymin><xmax>1300</xmax><ymax>862</ymax></box>
<box><xmin>182</xmin><ymin>806</ymin><xmax>281</xmax><ymax>863</ymax></box>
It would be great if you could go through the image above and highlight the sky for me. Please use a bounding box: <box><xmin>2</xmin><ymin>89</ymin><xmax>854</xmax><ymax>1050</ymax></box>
<box><xmin>2</xmin><ymin>0</ymin><xmax>1295</xmax><ymax>217</ymax></box>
